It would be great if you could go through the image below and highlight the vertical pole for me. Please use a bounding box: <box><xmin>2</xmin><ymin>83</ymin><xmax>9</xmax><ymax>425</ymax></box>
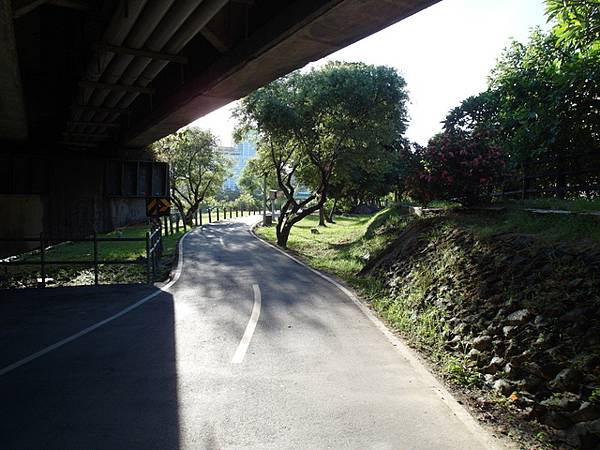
<box><xmin>146</xmin><ymin>231</ymin><xmax>151</xmax><ymax>284</ymax></box>
<box><xmin>208</xmin><ymin>208</ymin><xmax>212</xmax><ymax>223</ymax></box>
<box><xmin>158</xmin><ymin>223</ymin><xmax>163</xmax><ymax>257</ymax></box>
<box><xmin>217</xmin><ymin>207</ymin><xmax>220</xmax><ymax>221</ymax></box>
<box><xmin>263</xmin><ymin>176</ymin><xmax>267</xmax><ymax>226</ymax></box>
<box><xmin>522</xmin><ymin>158</ymin><xmax>530</xmax><ymax>200</ymax></box>
<box><xmin>93</xmin><ymin>231</ymin><xmax>99</xmax><ymax>285</ymax></box>
<box><xmin>40</xmin><ymin>232</ymin><xmax>46</xmax><ymax>288</ymax></box>
<box><xmin>151</xmin><ymin>229</ymin><xmax>156</xmax><ymax>282</ymax></box>
<box><xmin>163</xmin><ymin>216</ymin><xmax>168</xmax><ymax>235</ymax></box>
<box><xmin>169</xmin><ymin>215</ymin><xmax>173</xmax><ymax>234</ymax></box>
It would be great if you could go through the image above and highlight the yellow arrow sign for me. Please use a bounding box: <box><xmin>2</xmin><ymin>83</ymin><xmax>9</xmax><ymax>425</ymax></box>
<box><xmin>146</xmin><ymin>198</ymin><xmax>170</xmax><ymax>216</ymax></box>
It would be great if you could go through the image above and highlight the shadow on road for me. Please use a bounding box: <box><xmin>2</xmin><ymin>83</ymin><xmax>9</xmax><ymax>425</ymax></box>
<box><xmin>0</xmin><ymin>285</ymin><xmax>180</xmax><ymax>449</ymax></box>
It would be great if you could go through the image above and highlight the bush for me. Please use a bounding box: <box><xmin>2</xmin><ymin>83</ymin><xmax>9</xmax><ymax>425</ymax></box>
<box><xmin>406</xmin><ymin>130</ymin><xmax>505</xmax><ymax>206</ymax></box>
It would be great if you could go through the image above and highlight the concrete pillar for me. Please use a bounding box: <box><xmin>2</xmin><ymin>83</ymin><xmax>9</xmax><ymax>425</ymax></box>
<box><xmin>0</xmin><ymin>0</ymin><xmax>28</xmax><ymax>139</ymax></box>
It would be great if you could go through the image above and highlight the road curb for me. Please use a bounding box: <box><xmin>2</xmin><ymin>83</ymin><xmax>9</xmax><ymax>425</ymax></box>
<box><xmin>249</xmin><ymin>222</ymin><xmax>510</xmax><ymax>450</ymax></box>
<box><xmin>0</xmin><ymin>228</ymin><xmax>195</xmax><ymax>377</ymax></box>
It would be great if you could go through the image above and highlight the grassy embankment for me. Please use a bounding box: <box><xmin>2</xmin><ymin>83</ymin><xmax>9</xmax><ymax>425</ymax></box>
<box><xmin>257</xmin><ymin>205</ymin><xmax>600</xmax><ymax>447</ymax></box>
<box><xmin>256</xmin><ymin>204</ymin><xmax>600</xmax><ymax>376</ymax></box>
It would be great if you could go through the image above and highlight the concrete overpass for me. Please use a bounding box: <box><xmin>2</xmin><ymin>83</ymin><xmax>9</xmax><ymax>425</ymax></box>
<box><xmin>1</xmin><ymin>0</ymin><xmax>439</xmax><ymax>253</ymax></box>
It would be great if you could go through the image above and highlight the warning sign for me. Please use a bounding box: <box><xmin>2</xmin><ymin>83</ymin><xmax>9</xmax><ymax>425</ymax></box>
<box><xmin>146</xmin><ymin>197</ymin><xmax>171</xmax><ymax>217</ymax></box>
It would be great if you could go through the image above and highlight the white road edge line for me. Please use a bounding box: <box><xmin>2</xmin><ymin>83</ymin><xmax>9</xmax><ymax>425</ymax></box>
<box><xmin>0</xmin><ymin>229</ymin><xmax>195</xmax><ymax>378</ymax></box>
<box><xmin>248</xmin><ymin>223</ymin><xmax>507</xmax><ymax>450</ymax></box>
<box><xmin>231</xmin><ymin>284</ymin><xmax>261</xmax><ymax>364</ymax></box>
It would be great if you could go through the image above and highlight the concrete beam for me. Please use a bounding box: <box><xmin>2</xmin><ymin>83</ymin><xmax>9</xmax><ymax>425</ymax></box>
<box><xmin>13</xmin><ymin>0</ymin><xmax>91</xmax><ymax>19</ymax></box>
<box><xmin>125</xmin><ymin>0</ymin><xmax>439</xmax><ymax>147</ymax></box>
<box><xmin>0</xmin><ymin>0</ymin><xmax>28</xmax><ymax>140</ymax></box>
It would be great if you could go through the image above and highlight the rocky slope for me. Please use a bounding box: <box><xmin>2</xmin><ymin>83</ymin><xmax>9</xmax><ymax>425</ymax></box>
<box><xmin>360</xmin><ymin>215</ymin><xmax>600</xmax><ymax>449</ymax></box>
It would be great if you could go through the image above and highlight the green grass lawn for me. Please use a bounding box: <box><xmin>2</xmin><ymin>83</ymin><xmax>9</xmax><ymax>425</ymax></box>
<box><xmin>256</xmin><ymin>209</ymin><xmax>409</xmax><ymax>281</ymax></box>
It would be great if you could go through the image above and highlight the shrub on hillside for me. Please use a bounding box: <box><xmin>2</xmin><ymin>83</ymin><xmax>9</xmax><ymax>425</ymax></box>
<box><xmin>407</xmin><ymin>131</ymin><xmax>506</xmax><ymax>206</ymax></box>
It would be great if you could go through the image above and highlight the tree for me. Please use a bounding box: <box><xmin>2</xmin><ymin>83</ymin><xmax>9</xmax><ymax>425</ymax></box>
<box><xmin>445</xmin><ymin>28</ymin><xmax>599</xmax><ymax>185</ymax></box>
<box><xmin>238</xmin><ymin>156</ymin><xmax>277</xmax><ymax>201</ymax></box>
<box><xmin>235</xmin><ymin>62</ymin><xmax>409</xmax><ymax>247</ymax></box>
<box><xmin>406</xmin><ymin>130</ymin><xmax>505</xmax><ymax>206</ymax></box>
<box><xmin>153</xmin><ymin>127</ymin><xmax>229</xmax><ymax>225</ymax></box>
<box><xmin>324</xmin><ymin>138</ymin><xmax>407</xmax><ymax>221</ymax></box>
<box><xmin>545</xmin><ymin>0</ymin><xmax>600</xmax><ymax>53</ymax></box>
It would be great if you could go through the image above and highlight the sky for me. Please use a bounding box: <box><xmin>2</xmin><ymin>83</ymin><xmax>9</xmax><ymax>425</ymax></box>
<box><xmin>190</xmin><ymin>0</ymin><xmax>549</xmax><ymax>146</ymax></box>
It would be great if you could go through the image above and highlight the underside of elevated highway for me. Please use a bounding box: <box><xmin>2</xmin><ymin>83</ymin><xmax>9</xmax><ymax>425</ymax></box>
<box><xmin>0</xmin><ymin>0</ymin><xmax>438</xmax><ymax>257</ymax></box>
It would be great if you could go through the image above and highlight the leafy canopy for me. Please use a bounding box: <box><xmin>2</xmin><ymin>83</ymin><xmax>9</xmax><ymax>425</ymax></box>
<box><xmin>153</xmin><ymin>127</ymin><xmax>229</xmax><ymax>223</ymax></box>
<box><xmin>235</xmin><ymin>61</ymin><xmax>409</xmax><ymax>246</ymax></box>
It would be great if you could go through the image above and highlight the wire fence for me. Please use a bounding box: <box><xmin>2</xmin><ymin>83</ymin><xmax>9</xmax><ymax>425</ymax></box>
<box><xmin>492</xmin><ymin>151</ymin><xmax>600</xmax><ymax>200</ymax></box>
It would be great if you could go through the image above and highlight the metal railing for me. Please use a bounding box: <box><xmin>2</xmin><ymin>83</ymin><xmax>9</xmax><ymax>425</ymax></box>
<box><xmin>0</xmin><ymin>225</ymin><xmax>162</xmax><ymax>287</ymax></box>
<box><xmin>161</xmin><ymin>206</ymin><xmax>261</xmax><ymax>236</ymax></box>
<box><xmin>1</xmin><ymin>205</ymin><xmax>263</xmax><ymax>288</ymax></box>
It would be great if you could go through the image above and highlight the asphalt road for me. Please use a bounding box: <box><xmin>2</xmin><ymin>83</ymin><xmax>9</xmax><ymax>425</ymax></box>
<box><xmin>0</xmin><ymin>217</ymin><xmax>504</xmax><ymax>449</ymax></box>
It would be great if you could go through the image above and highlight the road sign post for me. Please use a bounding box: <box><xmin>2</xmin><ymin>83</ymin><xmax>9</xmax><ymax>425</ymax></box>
<box><xmin>146</xmin><ymin>197</ymin><xmax>171</xmax><ymax>217</ymax></box>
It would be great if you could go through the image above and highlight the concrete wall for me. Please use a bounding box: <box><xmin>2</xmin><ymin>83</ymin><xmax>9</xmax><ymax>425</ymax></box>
<box><xmin>0</xmin><ymin>194</ymin><xmax>43</xmax><ymax>257</ymax></box>
<box><xmin>1</xmin><ymin>155</ymin><xmax>153</xmax><ymax>258</ymax></box>
<box><xmin>109</xmin><ymin>198</ymin><xmax>147</xmax><ymax>228</ymax></box>
<box><xmin>43</xmin><ymin>158</ymin><xmax>106</xmax><ymax>238</ymax></box>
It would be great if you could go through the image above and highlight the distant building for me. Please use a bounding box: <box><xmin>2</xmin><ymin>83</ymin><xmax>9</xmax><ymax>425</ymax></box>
<box><xmin>218</xmin><ymin>138</ymin><xmax>256</xmax><ymax>191</ymax></box>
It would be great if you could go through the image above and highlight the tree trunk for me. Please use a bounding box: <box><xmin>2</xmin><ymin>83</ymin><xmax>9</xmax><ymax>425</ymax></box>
<box><xmin>183</xmin><ymin>204</ymin><xmax>199</xmax><ymax>226</ymax></box>
<box><xmin>326</xmin><ymin>198</ymin><xmax>337</xmax><ymax>223</ymax></box>
<box><xmin>276</xmin><ymin>221</ymin><xmax>292</xmax><ymax>248</ymax></box>
<box><xmin>318</xmin><ymin>206</ymin><xmax>327</xmax><ymax>227</ymax></box>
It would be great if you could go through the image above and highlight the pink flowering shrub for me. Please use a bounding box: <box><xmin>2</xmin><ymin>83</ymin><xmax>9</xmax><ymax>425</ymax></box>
<box><xmin>406</xmin><ymin>131</ymin><xmax>506</xmax><ymax>206</ymax></box>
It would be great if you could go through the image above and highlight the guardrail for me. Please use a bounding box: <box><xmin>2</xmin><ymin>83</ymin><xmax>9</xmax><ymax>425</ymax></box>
<box><xmin>1</xmin><ymin>206</ymin><xmax>264</xmax><ymax>288</ymax></box>
<box><xmin>161</xmin><ymin>206</ymin><xmax>261</xmax><ymax>236</ymax></box>
<box><xmin>0</xmin><ymin>225</ymin><xmax>162</xmax><ymax>287</ymax></box>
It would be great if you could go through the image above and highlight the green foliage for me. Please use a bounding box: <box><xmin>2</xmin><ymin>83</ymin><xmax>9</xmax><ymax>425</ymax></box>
<box><xmin>406</xmin><ymin>130</ymin><xmax>506</xmax><ymax>206</ymax></box>
<box><xmin>153</xmin><ymin>127</ymin><xmax>230</xmax><ymax>224</ymax></box>
<box><xmin>444</xmin><ymin>21</ymin><xmax>599</xmax><ymax>186</ymax></box>
<box><xmin>235</xmin><ymin>61</ymin><xmax>409</xmax><ymax>246</ymax></box>
<box><xmin>589</xmin><ymin>386</ymin><xmax>600</xmax><ymax>404</ymax></box>
<box><xmin>238</xmin><ymin>155</ymin><xmax>277</xmax><ymax>200</ymax></box>
<box><xmin>444</xmin><ymin>355</ymin><xmax>481</xmax><ymax>387</ymax></box>
<box><xmin>545</xmin><ymin>0</ymin><xmax>600</xmax><ymax>53</ymax></box>
<box><xmin>232</xmin><ymin>192</ymin><xmax>260</xmax><ymax>210</ymax></box>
